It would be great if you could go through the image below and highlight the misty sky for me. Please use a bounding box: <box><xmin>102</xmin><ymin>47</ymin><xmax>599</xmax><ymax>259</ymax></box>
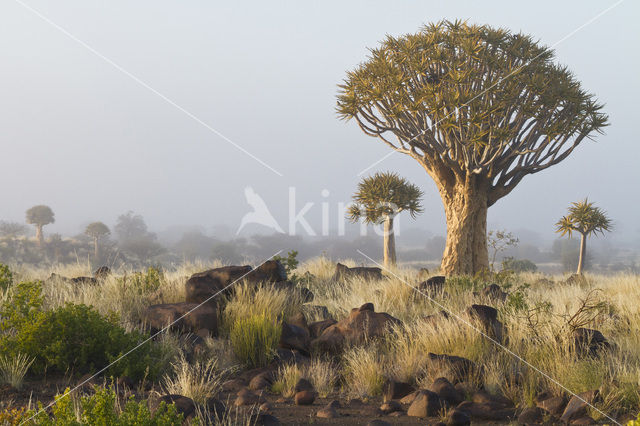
<box><xmin>1</xmin><ymin>0</ymin><xmax>638</xmax><ymax>245</ymax></box>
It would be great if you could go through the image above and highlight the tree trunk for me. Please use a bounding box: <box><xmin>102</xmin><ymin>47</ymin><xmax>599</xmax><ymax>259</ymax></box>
<box><xmin>576</xmin><ymin>233</ymin><xmax>587</xmax><ymax>275</ymax></box>
<box><xmin>438</xmin><ymin>174</ymin><xmax>490</xmax><ymax>276</ymax></box>
<box><xmin>382</xmin><ymin>216</ymin><xmax>396</xmax><ymax>268</ymax></box>
<box><xmin>35</xmin><ymin>225</ymin><xmax>43</xmax><ymax>247</ymax></box>
<box><xmin>94</xmin><ymin>236</ymin><xmax>99</xmax><ymax>259</ymax></box>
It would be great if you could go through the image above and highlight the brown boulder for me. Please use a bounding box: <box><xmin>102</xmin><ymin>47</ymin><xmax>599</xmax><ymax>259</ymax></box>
<box><xmin>294</xmin><ymin>390</ymin><xmax>316</xmax><ymax>405</ymax></box>
<box><xmin>331</xmin><ymin>263</ymin><xmax>383</xmax><ymax>281</ymax></box>
<box><xmin>427</xmin><ymin>353</ymin><xmax>480</xmax><ymax>384</ymax></box>
<box><xmin>311</xmin><ymin>304</ymin><xmax>401</xmax><ymax>353</ymax></box>
<box><xmin>429</xmin><ymin>377</ymin><xmax>463</xmax><ymax>406</ymax></box>
<box><xmin>152</xmin><ymin>395</ymin><xmax>196</xmax><ymax>421</ymax></box>
<box><xmin>456</xmin><ymin>400</ymin><xmax>516</xmax><ymax>421</ymax></box>
<box><xmin>185</xmin><ymin>265</ymin><xmax>252</xmax><ymax>305</ymax></box>
<box><xmin>280</xmin><ymin>323</ymin><xmax>310</xmax><ymax>354</ymax></box>
<box><xmin>466</xmin><ymin>304</ymin><xmax>504</xmax><ymax>342</ymax></box>
<box><xmin>417</xmin><ymin>275</ymin><xmax>446</xmax><ymax>293</ymax></box>
<box><xmin>144</xmin><ymin>302</ymin><xmax>217</xmax><ymax>335</ymax></box>
<box><xmin>447</xmin><ymin>408</ymin><xmax>471</xmax><ymax>425</ymax></box>
<box><xmin>573</xmin><ymin>328</ymin><xmax>610</xmax><ymax>357</ymax></box>
<box><xmin>535</xmin><ymin>392</ymin><xmax>567</xmax><ymax>417</ymax></box>
<box><xmin>407</xmin><ymin>390</ymin><xmax>443</xmax><ymax>417</ymax></box>
<box><xmin>308</xmin><ymin>319</ymin><xmax>337</xmax><ymax>338</ymax></box>
<box><xmin>560</xmin><ymin>390</ymin><xmax>600</xmax><ymax>423</ymax></box>
<box><xmin>383</xmin><ymin>379</ymin><xmax>415</xmax><ymax>401</ymax></box>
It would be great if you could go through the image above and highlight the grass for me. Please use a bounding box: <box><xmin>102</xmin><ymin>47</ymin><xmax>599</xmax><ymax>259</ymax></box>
<box><xmin>162</xmin><ymin>356</ymin><xmax>227</xmax><ymax>405</ymax></box>
<box><xmin>3</xmin><ymin>258</ymin><xmax>640</xmax><ymax>420</ymax></box>
<box><xmin>0</xmin><ymin>352</ymin><xmax>34</xmax><ymax>390</ymax></box>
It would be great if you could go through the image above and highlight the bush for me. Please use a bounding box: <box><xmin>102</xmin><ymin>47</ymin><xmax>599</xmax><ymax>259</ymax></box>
<box><xmin>230</xmin><ymin>311</ymin><xmax>281</xmax><ymax>369</ymax></box>
<box><xmin>0</xmin><ymin>264</ymin><xmax>12</xmax><ymax>292</ymax></box>
<box><xmin>502</xmin><ymin>257</ymin><xmax>538</xmax><ymax>273</ymax></box>
<box><xmin>0</xmin><ymin>281</ymin><xmax>166</xmax><ymax>381</ymax></box>
<box><xmin>21</xmin><ymin>386</ymin><xmax>183</xmax><ymax>425</ymax></box>
<box><xmin>124</xmin><ymin>267</ymin><xmax>165</xmax><ymax>295</ymax></box>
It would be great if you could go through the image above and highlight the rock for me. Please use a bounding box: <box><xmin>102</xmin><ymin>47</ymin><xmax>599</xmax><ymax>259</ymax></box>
<box><xmin>249</xmin><ymin>371</ymin><xmax>274</xmax><ymax>390</ymax></box>
<box><xmin>454</xmin><ymin>381</ymin><xmax>477</xmax><ymax>399</ymax></box>
<box><xmin>49</xmin><ymin>273</ymin><xmax>98</xmax><ymax>285</ymax></box>
<box><xmin>275</xmin><ymin>397</ymin><xmax>289</xmax><ymax>403</ymax></box>
<box><xmin>235</xmin><ymin>388</ymin><xmax>264</xmax><ymax>406</ymax></box>
<box><xmin>308</xmin><ymin>319</ymin><xmax>337</xmax><ymax>338</ymax></box>
<box><xmin>252</xmin><ymin>413</ymin><xmax>281</xmax><ymax>426</ymax></box>
<box><xmin>571</xmin><ymin>416</ymin><xmax>596</xmax><ymax>425</ymax></box>
<box><xmin>94</xmin><ymin>266</ymin><xmax>111</xmax><ymax>279</ymax></box>
<box><xmin>573</xmin><ymin>328</ymin><xmax>610</xmax><ymax>357</ymax></box>
<box><xmin>294</xmin><ymin>390</ymin><xmax>316</xmax><ymax>405</ymax></box>
<box><xmin>466</xmin><ymin>304</ymin><xmax>504</xmax><ymax>341</ymax></box>
<box><xmin>560</xmin><ymin>390</ymin><xmax>600</xmax><ymax>423</ymax></box>
<box><xmin>382</xmin><ymin>380</ymin><xmax>415</xmax><ymax>401</ymax></box>
<box><xmin>366</xmin><ymin>421</ymin><xmax>391</xmax><ymax>426</ymax></box>
<box><xmin>480</xmin><ymin>284</ymin><xmax>507</xmax><ymax>302</ymax></box>
<box><xmin>456</xmin><ymin>401</ymin><xmax>516</xmax><ymax>421</ymax></box>
<box><xmin>144</xmin><ymin>302</ymin><xmax>217</xmax><ymax>336</ymax></box>
<box><xmin>331</xmin><ymin>263</ymin><xmax>384</xmax><ymax>281</ymax></box>
<box><xmin>252</xmin><ymin>260</ymin><xmax>288</xmax><ymax>283</ymax></box>
<box><xmin>417</xmin><ymin>275</ymin><xmax>446</xmax><ymax>293</ymax></box>
<box><xmin>422</xmin><ymin>310</ymin><xmax>450</xmax><ymax>327</ymax></box>
<box><xmin>535</xmin><ymin>393</ymin><xmax>567</xmax><ymax>417</ymax></box>
<box><xmin>361</xmin><ymin>406</ymin><xmax>384</xmax><ymax>416</ymax></box>
<box><xmin>407</xmin><ymin>390</ymin><xmax>443</xmax><ymax>417</ymax></box>
<box><xmin>471</xmin><ymin>390</ymin><xmax>514</xmax><ymax>407</ymax></box>
<box><xmin>294</xmin><ymin>378</ymin><xmax>314</xmax><ymax>393</ymax></box>
<box><xmin>311</xmin><ymin>304</ymin><xmax>401</xmax><ymax>353</ymax></box>
<box><xmin>280</xmin><ymin>323</ymin><xmax>310</xmax><ymax>354</ymax></box>
<box><xmin>273</xmin><ymin>349</ymin><xmax>309</xmax><ymax>366</ymax></box>
<box><xmin>152</xmin><ymin>395</ymin><xmax>196</xmax><ymax>421</ymax></box>
<box><xmin>288</xmin><ymin>312</ymin><xmax>308</xmax><ymax>331</ymax></box>
<box><xmin>427</xmin><ymin>353</ymin><xmax>480</xmax><ymax>384</ymax></box>
<box><xmin>518</xmin><ymin>406</ymin><xmax>549</xmax><ymax>424</ymax></box>
<box><xmin>447</xmin><ymin>408</ymin><xmax>471</xmax><ymax>425</ymax></box>
<box><xmin>388</xmin><ymin>410</ymin><xmax>405</xmax><ymax>417</ymax></box>
<box><xmin>185</xmin><ymin>265</ymin><xmax>252</xmax><ymax>305</ymax></box>
<box><xmin>206</xmin><ymin>398</ymin><xmax>226</xmax><ymax>422</ymax></box>
<box><xmin>380</xmin><ymin>400</ymin><xmax>402</xmax><ymax>414</ymax></box>
<box><xmin>317</xmin><ymin>404</ymin><xmax>340</xmax><ymax>418</ymax></box>
<box><xmin>429</xmin><ymin>377</ymin><xmax>463</xmax><ymax>406</ymax></box>
<box><xmin>222</xmin><ymin>378</ymin><xmax>246</xmax><ymax>392</ymax></box>
<box><xmin>327</xmin><ymin>400</ymin><xmax>341</xmax><ymax>408</ymax></box>
<box><xmin>399</xmin><ymin>391</ymin><xmax>419</xmax><ymax>405</ymax></box>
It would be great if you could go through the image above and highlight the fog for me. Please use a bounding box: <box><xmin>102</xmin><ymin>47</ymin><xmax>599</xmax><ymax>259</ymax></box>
<box><xmin>1</xmin><ymin>1</ymin><xmax>639</xmax><ymax>256</ymax></box>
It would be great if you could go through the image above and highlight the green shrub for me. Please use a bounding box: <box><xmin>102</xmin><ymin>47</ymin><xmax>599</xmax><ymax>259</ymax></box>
<box><xmin>0</xmin><ymin>281</ymin><xmax>166</xmax><ymax>381</ymax></box>
<box><xmin>22</xmin><ymin>386</ymin><xmax>183</xmax><ymax>425</ymax></box>
<box><xmin>230</xmin><ymin>311</ymin><xmax>281</xmax><ymax>369</ymax></box>
<box><xmin>125</xmin><ymin>267</ymin><xmax>165</xmax><ymax>295</ymax></box>
<box><xmin>502</xmin><ymin>257</ymin><xmax>538</xmax><ymax>273</ymax></box>
<box><xmin>0</xmin><ymin>264</ymin><xmax>13</xmax><ymax>292</ymax></box>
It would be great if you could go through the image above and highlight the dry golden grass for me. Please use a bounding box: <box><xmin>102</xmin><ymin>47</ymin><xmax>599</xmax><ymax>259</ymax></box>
<box><xmin>7</xmin><ymin>257</ymin><xmax>640</xmax><ymax>418</ymax></box>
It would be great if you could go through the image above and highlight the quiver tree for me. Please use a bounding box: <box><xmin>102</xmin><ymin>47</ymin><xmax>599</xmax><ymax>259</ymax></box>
<box><xmin>25</xmin><ymin>205</ymin><xmax>55</xmax><ymax>247</ymax></box>
<box><xmin>85</xmin><ymin>221</ymin><xmax>111</xmax><ymax>259</ymax></box>
<box><xmin>336</xmin><ymin>20</ymin><xmax>608</xmax><ymax>275</ymax></box>
<box><xmin>556</xmin><ymin>199</ymin><xmax>612</xmax><ymax>275</ymax></box>
<box><xmin>348</xmin><ymin>171</ymin><xmax>423</xmax><ymax>267</ymax></box>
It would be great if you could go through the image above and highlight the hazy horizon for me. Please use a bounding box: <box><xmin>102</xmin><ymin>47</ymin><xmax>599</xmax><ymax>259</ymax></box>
<box><xmin>1</xmin><ymin>0</ymin><xmax>639</xmax><ymax>247</ymax></box>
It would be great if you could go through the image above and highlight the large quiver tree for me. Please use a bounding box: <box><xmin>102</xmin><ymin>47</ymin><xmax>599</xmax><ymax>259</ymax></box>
<box><xmin>337</xmin><ymin>20</ymin><xmax>608</xmax><ymax>275</ymax></box>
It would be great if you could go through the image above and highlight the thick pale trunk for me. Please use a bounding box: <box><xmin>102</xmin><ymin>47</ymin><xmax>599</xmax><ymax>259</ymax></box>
<box><xmin>382</xmin><ymin>216</ymin><xmax>396</xmax><ymax>268</ymax></box>
<box><xmin>577</xmin><ymin>233</ymin><xmax>586</xmax><ymax>275</ymax></box>
<box><xmin>35</xmin><ymin>225</ymin><xmax>43</xmax><ymax>247</ymax></box>
<box><xmin>439</xmin><ymin>175</ymin><xmax>490</xmax><ymax>276</ymax></box>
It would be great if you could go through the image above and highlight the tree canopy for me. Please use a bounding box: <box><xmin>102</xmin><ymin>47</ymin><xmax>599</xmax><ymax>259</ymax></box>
<box><xmin>556</xmin><ymin>199</ymin><xmax>612</xmax><ymax>238</ymax></box>
<box><xmin>85</xmin><ymin>222</ymin><xmax>111</xmax><ymax>239</ymax></box>
<box><xmin>348</xmin><ymin>171</ymin><xmax>423</xmax><ymax>223</ymax></box>
<box><xmin>25</xmin><ymin>205</ymin><xmax>55</xmax><ymax>227</ymax></box>
<box><xmin>336</xmin><ymin>20</ymin><xmax>608</xmax><ymax>206</ymax></box>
